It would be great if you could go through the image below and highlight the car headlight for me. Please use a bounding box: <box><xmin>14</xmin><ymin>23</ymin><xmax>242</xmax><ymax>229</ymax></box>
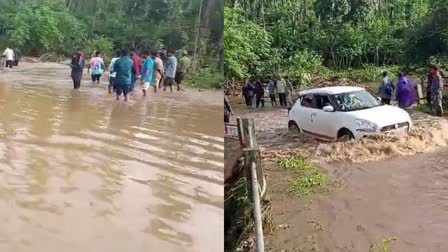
<box><xmin>355</xmin><ymin>119</ymin><xmax>377</xmax><ymax>132</ymax></box>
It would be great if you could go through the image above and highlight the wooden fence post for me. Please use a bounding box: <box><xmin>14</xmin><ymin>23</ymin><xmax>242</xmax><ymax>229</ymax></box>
<box><xmin>237</xmin><ymin>117</ymin><xmax>244</xmax><ymax>147</ymax></box>
<box><xmin>417</xmin><ymin>80</ymin><xmax>424</xmax><ymax>104</ymax></box>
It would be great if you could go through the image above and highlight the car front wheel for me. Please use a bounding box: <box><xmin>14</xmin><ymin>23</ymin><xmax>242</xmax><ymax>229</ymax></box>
<box><xmin>337</xmin><ymin>128</ymin><xmax>354</xmax><ymax>141</ymax></box>
<box><xmin>288</xmin><ymin>121</ymin><xmax>301</xmax><ymax>134</ymax></box>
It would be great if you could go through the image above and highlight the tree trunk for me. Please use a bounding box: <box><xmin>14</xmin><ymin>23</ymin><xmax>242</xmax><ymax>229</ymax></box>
<box><xmin>260</xmin><ymin>0</ymin><xmax>266</xmax><ymax>30</ymax></box>
<box><xmin>218</xmin><ymin>33</ymin><xmax>224</xmax><ymax>72</ymax></box>
<box><xmin>131</xmin><ymin>1</ymin><xmax>138</xmax><ymax>48</ymax></box>
<box><xmin>193</xmin><ymin>0</ymin><xmax>204</xmax><ymax>71</ymax></box>
<box><xmin>375</xmin><ymin>47</ymin><xmax>379</xmax><ymax>66</ymax></box>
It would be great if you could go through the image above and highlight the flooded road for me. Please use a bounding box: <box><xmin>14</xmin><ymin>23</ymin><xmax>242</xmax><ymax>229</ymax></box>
<box><xmin>233</xmin><ymin>103</ymin><xmax>448</xmax><ymax>251</ymax></box>
<box><xmin>0</xmin><ymin>62</ymin><xmax>223</xmax><ymax>252</ymax></box>
<box><xmin>267</xmin><ymin>150</ymin><xmax>448</xmax><ymax>252</ymax></box>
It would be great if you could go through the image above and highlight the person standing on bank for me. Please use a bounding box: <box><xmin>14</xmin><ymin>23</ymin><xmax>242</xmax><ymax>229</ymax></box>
<box><xmin>224</xmin><ymin>89</ymin><xmax>233</xmax><ymax>124</ymax></box>
<box><xmin>395</xmin><ymin>72</ymin><xmax>416</xmax><ymax>109</ymax></box>
<box><xmin>268</xmin><ymin>78</ymin><xmax>277</xmax><ymax>107</ymax></box>
<box><xmin>175</xmin><ymin>50</ymin><xmax>191</xmax><ymax>91</ymax></box>
<box><xmin>427</xmin><ymin>66</ymin><xmax>434</xmax><ymax>107</ymax></box>
<box><xmin>163</xmin><ymin>50</ymin><xmax>178</xmax><ymax>92</ymax></box>
<box><xmin>2</xmin><ymin>47</ymin><xmax>15</xmax><ymax>68</ymax></box>
<box><xmin>242</xmin><ymin>81</ymin><xmax>254</xmax><ymax>108</ymax></box>
<box><xmin>431</xmin><ymin>64</ymin><xmax>444</xmax><ymax>117</ymax></box>
<box><xmin>277</xmin><ymin>77</ymin><xmax>287</xmax><ymax>107</ymax></box>
<box><xmin>114</xmin><ymin>49</ymin><xmax>134</xmax><ymax>102</ymax></box>
<box><xmin>378</xmin><ymin>71</ymin><xmax>394</xmax><ymax>105</ymax></box>
<box><xmin>70</xmin><ymin>48</ymin><xmax>85</xmax><ymax>89</ymax></box>
<box><xmin>13</xmin><ymin>48</ymin><xmax>21</xmax><ymax>66</ymax></box>
<box><xmin>285</xmin><ymin>76</ymin><xmax>294</xmax><ymax>107</ymax></box>
<box><xmin>254</xmin><ymin>80</ymin><xmax>265</xmax><ymax>108</ymax></box>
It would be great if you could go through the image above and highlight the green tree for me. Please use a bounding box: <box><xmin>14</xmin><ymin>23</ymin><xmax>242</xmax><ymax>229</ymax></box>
<box><xmin>224</xmin><ymin>7</ymin><xmax>271</xmax><ymax>81</ymax></box>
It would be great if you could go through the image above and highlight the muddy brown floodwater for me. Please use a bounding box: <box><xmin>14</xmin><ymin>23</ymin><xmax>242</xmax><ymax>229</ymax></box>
<box><xmin>0</xmin><ymin>62</ymin><xmax>223</xmax><ymax>252</ymax></box>
<box><xmin>234</xmin><ymin>104</ymin><xmax>448</xmax><ymax>251</ymax></box>
<box><xmin>268</xmin><ymin>150</ymin><xmax>448</xmax><ymax>252</ymax></box>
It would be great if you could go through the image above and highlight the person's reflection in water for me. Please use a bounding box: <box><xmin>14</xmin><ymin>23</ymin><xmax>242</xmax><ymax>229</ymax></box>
<box><xmin>145</xmin><ymin>175</ymin><xmax>193</xmax><ymax>247</ymax></box>
<box><xmin>109</xmin><ymin>103</ymin><xmax>129</xmax><ymax>131</ymax></box>
<box><xmin>67</xmin><ymin>90</ymin><xmax>82</xmax><ymax>116</ymax></box>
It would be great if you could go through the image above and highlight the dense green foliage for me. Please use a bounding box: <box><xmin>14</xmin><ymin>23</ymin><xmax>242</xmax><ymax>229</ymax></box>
<box><xmin>0</xmin><ymin>0</ymin><xmax>223</xmax><ymax>87</ymax></box>
<box><xmin>225</xmin><ymin>0</ymin><xmax>448</xmax><ymax>82</ymax></box>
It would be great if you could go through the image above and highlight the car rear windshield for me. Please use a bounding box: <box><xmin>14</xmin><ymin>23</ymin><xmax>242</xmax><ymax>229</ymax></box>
<box><xmin>333</xmin><ymin>90</ymin><xmax>381</xmax><ymax>111</ymax></box>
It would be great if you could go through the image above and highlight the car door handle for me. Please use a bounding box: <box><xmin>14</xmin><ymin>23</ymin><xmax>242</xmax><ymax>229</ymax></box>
<box><xmin>311</xmin><ymin>112</ymin><xmax>317</xmax><ymax>116</ymax></box>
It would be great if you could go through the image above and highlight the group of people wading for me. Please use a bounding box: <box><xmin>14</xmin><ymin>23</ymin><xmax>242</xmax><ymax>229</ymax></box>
<box><xmin>70</xmin><ymin>47</ymin><xmax>191</xmax><ymax>101</ymax></box>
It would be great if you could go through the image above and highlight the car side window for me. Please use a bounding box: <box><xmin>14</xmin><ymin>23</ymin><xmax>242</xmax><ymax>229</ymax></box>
<box><xmin>314</xmin><ymin>95</ymin><xmax>331</xmax><ymax>109</ymax></box>
<box><xmin>300</xmin><ymin>95</ymin><xmax>315</xmax><ymax>108</ymax></box>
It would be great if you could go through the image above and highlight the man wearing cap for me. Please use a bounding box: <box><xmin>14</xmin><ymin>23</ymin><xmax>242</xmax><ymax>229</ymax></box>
<box><xmin>175</xmin><ymin>50</ymin><xmax>191</xmax><ymax>91</ymax></box>
<box><xmin>153</xmin><ymin>51</ymin><xmax>164</xmax><ymax>90</ymax></box>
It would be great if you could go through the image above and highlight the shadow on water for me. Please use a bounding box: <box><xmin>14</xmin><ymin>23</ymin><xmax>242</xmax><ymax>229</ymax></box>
<box><xmin>0</xmin><ymin>62</ymin><xmax>223</xmax><ymax>252</ymax></box>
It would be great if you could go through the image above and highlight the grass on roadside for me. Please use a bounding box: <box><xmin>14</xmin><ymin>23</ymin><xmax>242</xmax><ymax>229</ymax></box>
<box><xmin>224</xmin><ymin>177</ymin><xmax>253</xmax><ymax>252</ymax></box>
<box><xmin>415</xmin><ymin>96</ymin><xmax>448</xmax><ymax>114</ymax></box>
<box><xmin>278</xmin><ymin>157</ymin><xmax>333</xmax><ymax>196</ymax></box>
<box><xmin>369</xmin><ymin>236</ymin><xmax>397</xmax><ymax>252</ymax></box>
<box><xmin>186</xmin><ymin>67</ymin><xmax>223</xmax><ymax>89</ymax></box>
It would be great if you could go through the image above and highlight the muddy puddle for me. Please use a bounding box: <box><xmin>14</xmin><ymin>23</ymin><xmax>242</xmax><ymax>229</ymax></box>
<box><xmin>0</xmin><ymin>62</ymin><xmax>223</xmax><ymax>252</ymax></box>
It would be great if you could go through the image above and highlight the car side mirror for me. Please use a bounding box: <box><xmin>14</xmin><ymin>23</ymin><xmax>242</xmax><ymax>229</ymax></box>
<box><xmin>323</xmin><ymin>105</ymin><xmax>334</xmax><ymax>112</ymax></box>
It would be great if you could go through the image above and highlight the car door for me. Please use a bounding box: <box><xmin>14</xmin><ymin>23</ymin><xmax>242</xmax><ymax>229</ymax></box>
<box><xmin>294</xmin><ymin>94</ymin><xmax>315</xmax><ymax>132</ymax></box>
<box><xmin>311</xmin><ymin>95</ymin><xmax>340</xmax><ymax>139</ymax></box>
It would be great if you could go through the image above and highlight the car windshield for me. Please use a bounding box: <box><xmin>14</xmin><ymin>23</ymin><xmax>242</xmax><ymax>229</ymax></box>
<box><xmin>333</xmin><ymin>90</ymin><xmax>381</xmax><ymax>112</ymax></box>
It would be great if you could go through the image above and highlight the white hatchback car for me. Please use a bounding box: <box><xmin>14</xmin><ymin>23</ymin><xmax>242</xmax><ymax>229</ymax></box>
<box><xmin>288</xmin><ymin>86</ymin><xmax>413</xmax><ymax>140</ymax></box>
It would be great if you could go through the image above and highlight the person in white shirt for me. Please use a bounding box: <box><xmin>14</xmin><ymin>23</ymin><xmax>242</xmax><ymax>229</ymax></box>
<box><xmin>277</xmin><ymin>77</ymin><xmax>287</xmax><ymax>107</ymax></box>
<box><xmin>2</xmin><ymin>48</ymin><xmax>15</xmax><ymax>68</ymax></box>
<box><xmin>108</xmin><ymin>50</ymin><xmax>121</xmax><ymax>94</ymax></box>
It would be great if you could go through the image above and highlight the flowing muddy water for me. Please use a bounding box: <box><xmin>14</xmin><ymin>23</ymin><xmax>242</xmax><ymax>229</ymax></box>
<box><xmin>238</xmin><ymin>106</ymin><xmax>448</xmax><ymax>163</ymax></box>
<box><xmin>0</xmin><ymin>62</ymin><xmax>223</xmax><ymax>252</ymax></box>
<box><xmin>233</xmin><ymin>105</ymin><xmax>448</xmax><ymax>251</ymax></box>
<box><xmin>267</xmin><ymin>150</ymin><xmax>448</xmax><ymax>252</ymax></box>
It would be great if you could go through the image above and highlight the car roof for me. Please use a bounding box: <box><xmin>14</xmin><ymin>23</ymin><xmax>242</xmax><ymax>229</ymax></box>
<box><xmin>299</xmin><ymin>86</ymin><xmax>365</xmax><ymax>96</ymax></box>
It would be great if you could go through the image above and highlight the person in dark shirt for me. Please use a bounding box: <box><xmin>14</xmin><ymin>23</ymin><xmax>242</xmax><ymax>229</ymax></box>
<box><xmin>224</xmin><ymin>90</ymin><xmax>233</xmax><ymax>124</ymax></box>
<box><xmin>254</xmin><ymin>80</ymin><xmax>265</xmax><ymax>108</ymax></box>
<box><xmin>430</xmin><ymin>64</ymin><xmax>444</xmax><ymax>116</ymax></box>
<box><xmin>242</xmin><ymin>81</ymin><xmax>254</xmax><ymax>108</ymax></box>
<box><xmin>70</xmin><ymin>48</ymin><xmax>85</xmax><ymax>89</ymax></box>
<box><xmin>13</xmin><ymin>48</ymin><xmax>21</xmax><ymax>66</ymax></box>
